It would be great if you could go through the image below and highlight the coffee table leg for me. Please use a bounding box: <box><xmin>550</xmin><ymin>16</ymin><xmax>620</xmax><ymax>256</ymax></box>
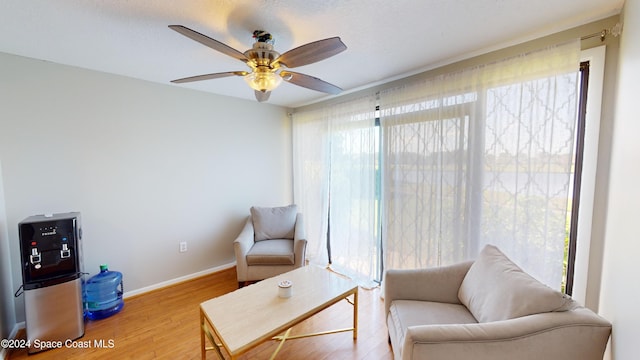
<box><xmin>201</xmin><ymin>310</ymin><xmax>227</xmax><ymax>360</ymax></box>
<box><xmin>270</xmin><ymin>327</ymin><xmax>292</xmax><ymax>360</ymax></box>
<box><xmin>200</xmin><ymin>310</ymin><xmax>206</xmax><ymax>359</ymax></box>
<box><xmin>353</xmin><ymin>289</ymin><xmax>358</xmax><ymax>340</ymax></box>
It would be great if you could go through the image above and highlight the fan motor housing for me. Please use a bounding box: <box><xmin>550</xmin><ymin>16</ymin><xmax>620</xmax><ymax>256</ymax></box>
<box><xmin>244</xmin><ymin>42</ymin><xmax>280</xmax><ymax>68</ymax></box>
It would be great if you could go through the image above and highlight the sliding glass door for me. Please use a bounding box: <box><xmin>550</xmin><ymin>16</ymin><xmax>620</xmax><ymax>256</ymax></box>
<box><xmin>293</xmin><ymin>40</ymin><xmax>583</xmax><ymax>290</ymax></box>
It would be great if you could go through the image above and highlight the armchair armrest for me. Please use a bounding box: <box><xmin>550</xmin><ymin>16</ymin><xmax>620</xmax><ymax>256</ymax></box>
<box><xmin>233</xmin><ymin>216</ymin><xmax>255</xmax><ymax>279</ymax></box>
<box><xmin>384</xmin><ymin>261</ymin><xmax>473</xmax><ymax>316</ymax></box>
<box><xmin>293</xmin><ymin>213</ymin><xmax>307</xmax><ymax>266</ymax></box>
<box><xmin>401</xmin><ymin>308</ymin><xmax>611</xmax><ymax>360</ymax></box>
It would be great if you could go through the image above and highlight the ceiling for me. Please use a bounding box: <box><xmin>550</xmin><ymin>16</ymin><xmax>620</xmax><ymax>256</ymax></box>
<box><xmin>0</xmin><ymin>0</ymin><xmax>623</xmax><ymax>108</ymax></box>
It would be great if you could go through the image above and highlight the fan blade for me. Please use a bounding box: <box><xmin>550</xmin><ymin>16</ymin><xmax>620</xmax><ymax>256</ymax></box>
<box><xmin>280</xmin><ymin>71</ymin><xmax>342</xmax><ymax>95</ymax></box>
<box><xmin>254</xmin><ymin>90</ymin><xmax>271</xmax><ymax>102</ymax></box>
<box><xmin>169</xmin><ymin>25</ymin><xmax>248</xmax><ymax>63</ymax></box>
<box><xmin>171</xmin><ymin>71</ymin><xmax>247</xmax><ymax>84</ymax></box>
<box><xmin>275</xmin><ymin>37</ymin><xmax>346</xmax><ymax>68</ymax></box>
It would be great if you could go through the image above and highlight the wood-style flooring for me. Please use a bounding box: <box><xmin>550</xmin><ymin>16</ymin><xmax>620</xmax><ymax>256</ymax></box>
<box><xmin>7</xmin><ymin>267</ymin><xmax>393</xmax><ymax>359</ymax></box>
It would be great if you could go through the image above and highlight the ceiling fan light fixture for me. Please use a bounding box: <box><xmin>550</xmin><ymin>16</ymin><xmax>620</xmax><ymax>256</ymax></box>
<box><xmin>169</xmin><ymin>25</ymin><xmax>347</xmax><ymax>101</ymax></box>
<box><xmin>243</xmin><ymin>70</ymin><xmax>282</xmax><ymax>92</ymax></box>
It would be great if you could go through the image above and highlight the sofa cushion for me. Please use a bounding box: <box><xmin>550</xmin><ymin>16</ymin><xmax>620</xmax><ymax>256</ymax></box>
<box><xmin>246</xmin><ymin>239</ymin><xmax>295</xmax><ymax>265</ymax></box>
<box><xmin>388</xmin><ymin>300</ymin><xmax>477</xmax><ymax>357</ymax></box>
<box><xmin>251</xmin><ymin>205</ymin><xmax>297</xmax><ymax>241</ymax></box>
<box><xmin>458</xmin><ymin>245</ymin><xmax>571</xmax><ymax>323</ymax></box>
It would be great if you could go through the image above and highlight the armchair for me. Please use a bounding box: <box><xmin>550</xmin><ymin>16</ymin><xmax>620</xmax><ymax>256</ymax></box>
<box><xmin>384</xmin><ymin>245</ymin><xmax>611</xmax><ymax>360</ymax></box>
<box><xmin>234</xmin><ymin>205</ymin><xmax>307</xmax><ymax>287</ymax></box>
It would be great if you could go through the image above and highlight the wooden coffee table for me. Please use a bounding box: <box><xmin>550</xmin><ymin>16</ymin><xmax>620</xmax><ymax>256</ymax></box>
<box><xmin>199</xmin><ymin>265</ymin><xmax>358</xmax><ymax>359</ymax></box>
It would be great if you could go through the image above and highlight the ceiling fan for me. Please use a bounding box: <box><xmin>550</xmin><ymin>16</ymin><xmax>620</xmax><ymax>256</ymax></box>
<box><xmin>168</xmin><ymin>25</ymin><xmax>347</xmax><ymax>102</ymax></box>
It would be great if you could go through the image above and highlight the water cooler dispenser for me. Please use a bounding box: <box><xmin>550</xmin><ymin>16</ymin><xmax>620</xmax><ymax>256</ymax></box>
<box><xmin>18</xmin><ymin>212</ymin><xmax>84</xmax><ymax>353</ymax></box>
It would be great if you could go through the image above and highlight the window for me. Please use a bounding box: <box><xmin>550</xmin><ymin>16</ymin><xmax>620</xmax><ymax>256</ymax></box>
<box><xmin>293</xmin><ymin>41</ymin><xmax>583</xmax><ymax>290</ymax></box>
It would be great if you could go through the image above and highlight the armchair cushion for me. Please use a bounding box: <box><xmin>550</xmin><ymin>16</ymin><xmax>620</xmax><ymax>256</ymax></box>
<box><xmin>246</xmin><ymin>239</ymin><xmax>295</xmax><ymax>265</ymax></box>
<box><xmin>250</xmin><ymin>205</ymin><xmax>297</xmax><ymax>241</ymax></box>
<box><xmin>458</xmin><ymin>245</ymin><xmax>571</xmax><ymax>323</ymax></box>
<box><xmin>388</xmin><ymin>300</ymin><xmax>477</xmax><ymax>350</ymax></box>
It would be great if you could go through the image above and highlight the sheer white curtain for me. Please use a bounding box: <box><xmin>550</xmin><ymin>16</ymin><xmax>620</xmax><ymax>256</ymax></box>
<box><xmin>380</xmin><ymin>70</ymin><xmax>477</xmax><ymax>270</ymax></box>
<box><xmin>292</xmin><ymin>95</ymin><xmax>379</xmax><ymax>286</ymax></box>
<box><xmin>292</xmin><ymin>107</ymin><xmax>331</xmax><ymax>265</ymax></box>
<box><xmin>381</xmin><ymin>40</ymin><xmax>581</xmax><ymax>289</ymax></box>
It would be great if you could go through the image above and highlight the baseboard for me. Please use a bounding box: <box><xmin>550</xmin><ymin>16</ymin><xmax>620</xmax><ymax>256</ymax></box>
<box><xmin>9</xmin><ymin>322</ymin><xmax>24</xmax><ymax>338</ymax></box>
<box><xmin>123</xmin><ymin>262</ymin><xmax>236</xmax><ymax>299</ymax></box>
<box><xmin>1</xmin><ymin>322</ymin><xmax>25</xmax><ymax>359</ymax></box>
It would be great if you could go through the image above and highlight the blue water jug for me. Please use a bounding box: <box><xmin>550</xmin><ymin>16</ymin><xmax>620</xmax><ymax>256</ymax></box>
<box><xmin>83</xmin><ymin>264</ymin><xmax>124</xmax><ymax>320</ymax></box>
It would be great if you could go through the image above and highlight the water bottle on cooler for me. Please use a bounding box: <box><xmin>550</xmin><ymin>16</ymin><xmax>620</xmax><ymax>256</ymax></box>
<box><xmin>83</xmin><ymin>264</ymin><xmax>124</xmax><ymax>320</ymax></box>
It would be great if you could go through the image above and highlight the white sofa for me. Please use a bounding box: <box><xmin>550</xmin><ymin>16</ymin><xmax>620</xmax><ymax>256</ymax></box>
<box><xmin>384</xmin><ymin>245</ymin><xmax>612</xmax><ymax>360</ymax></box>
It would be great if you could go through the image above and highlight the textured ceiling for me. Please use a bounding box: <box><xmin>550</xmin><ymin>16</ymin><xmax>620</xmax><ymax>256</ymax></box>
<box><xmin>0</xmin><ymin>0</ymin><xmax>623</xmax><ymax>108</ymax></box>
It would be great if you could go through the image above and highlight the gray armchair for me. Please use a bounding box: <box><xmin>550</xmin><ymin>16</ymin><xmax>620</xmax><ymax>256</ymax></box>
<box><xmin>233</xmin><ymin>205</ymin><xmax>307</xmax><ymax>287</ymax></box>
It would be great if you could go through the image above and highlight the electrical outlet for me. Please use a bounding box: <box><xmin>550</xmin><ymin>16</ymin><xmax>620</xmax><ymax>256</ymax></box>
<box><xmin>179</xmin><ymin>241</ymin><xmax>187</xmax><ymax>253</ymax></box>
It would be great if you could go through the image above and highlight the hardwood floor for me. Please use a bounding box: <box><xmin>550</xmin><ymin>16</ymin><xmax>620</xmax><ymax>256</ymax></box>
<box><xmin>7</xmin><ymin>267</ymin><xmax>393</xmax><ymax>359</ymax></box>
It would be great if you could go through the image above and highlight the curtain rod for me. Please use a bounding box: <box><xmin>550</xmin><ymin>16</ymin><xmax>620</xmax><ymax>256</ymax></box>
<box><xmin>581</xmin><ymin>22</ymin><xmax>623</xmax><ymax>42</ymax></box>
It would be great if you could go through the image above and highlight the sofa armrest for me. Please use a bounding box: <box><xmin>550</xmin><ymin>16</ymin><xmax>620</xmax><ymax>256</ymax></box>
<box><xmin>293</xmin><ymin>213</ymin><xmax>307</xmax><ymax>266</ymax></box>
<box><xmin>401</xmin><ymin>308</ymin><xmax>611</xmax><ymax>360</ymax></box>
<box><xmin>233</xmin><ymin>216</ymin><xmax>255</xmax><ymax>279</ymax></box>
<box><xmin>384</xmin><ymin>261</ymin><xmax>473</xmax><ymax>316</ymax></box>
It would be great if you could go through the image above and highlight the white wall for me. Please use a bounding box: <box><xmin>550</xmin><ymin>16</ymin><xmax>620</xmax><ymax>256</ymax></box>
<box><xmin>0</xmin><ymin>52</ymin><xmax>292</xmax><ymax>323</ymax></box>
<box><xmin>0</xmin><ymin>161</ymin><xmax>16</xmax><ymax>341</ymax></box>
<box><xmin>599</xmin><ymin>0</ymin><xmax>640</xmax><ymax>359</ymax></box>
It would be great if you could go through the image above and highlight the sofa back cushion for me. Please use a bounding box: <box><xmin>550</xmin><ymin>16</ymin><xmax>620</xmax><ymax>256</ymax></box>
<box><xmin>458</xmin><ymin>244</ymin><xmax>571</xmax><ymax>323</ymax></box>
<box><xmin>250</xmin><ymin>205</ymin><xmax>297</xmax><ymax>241</ymax></box>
